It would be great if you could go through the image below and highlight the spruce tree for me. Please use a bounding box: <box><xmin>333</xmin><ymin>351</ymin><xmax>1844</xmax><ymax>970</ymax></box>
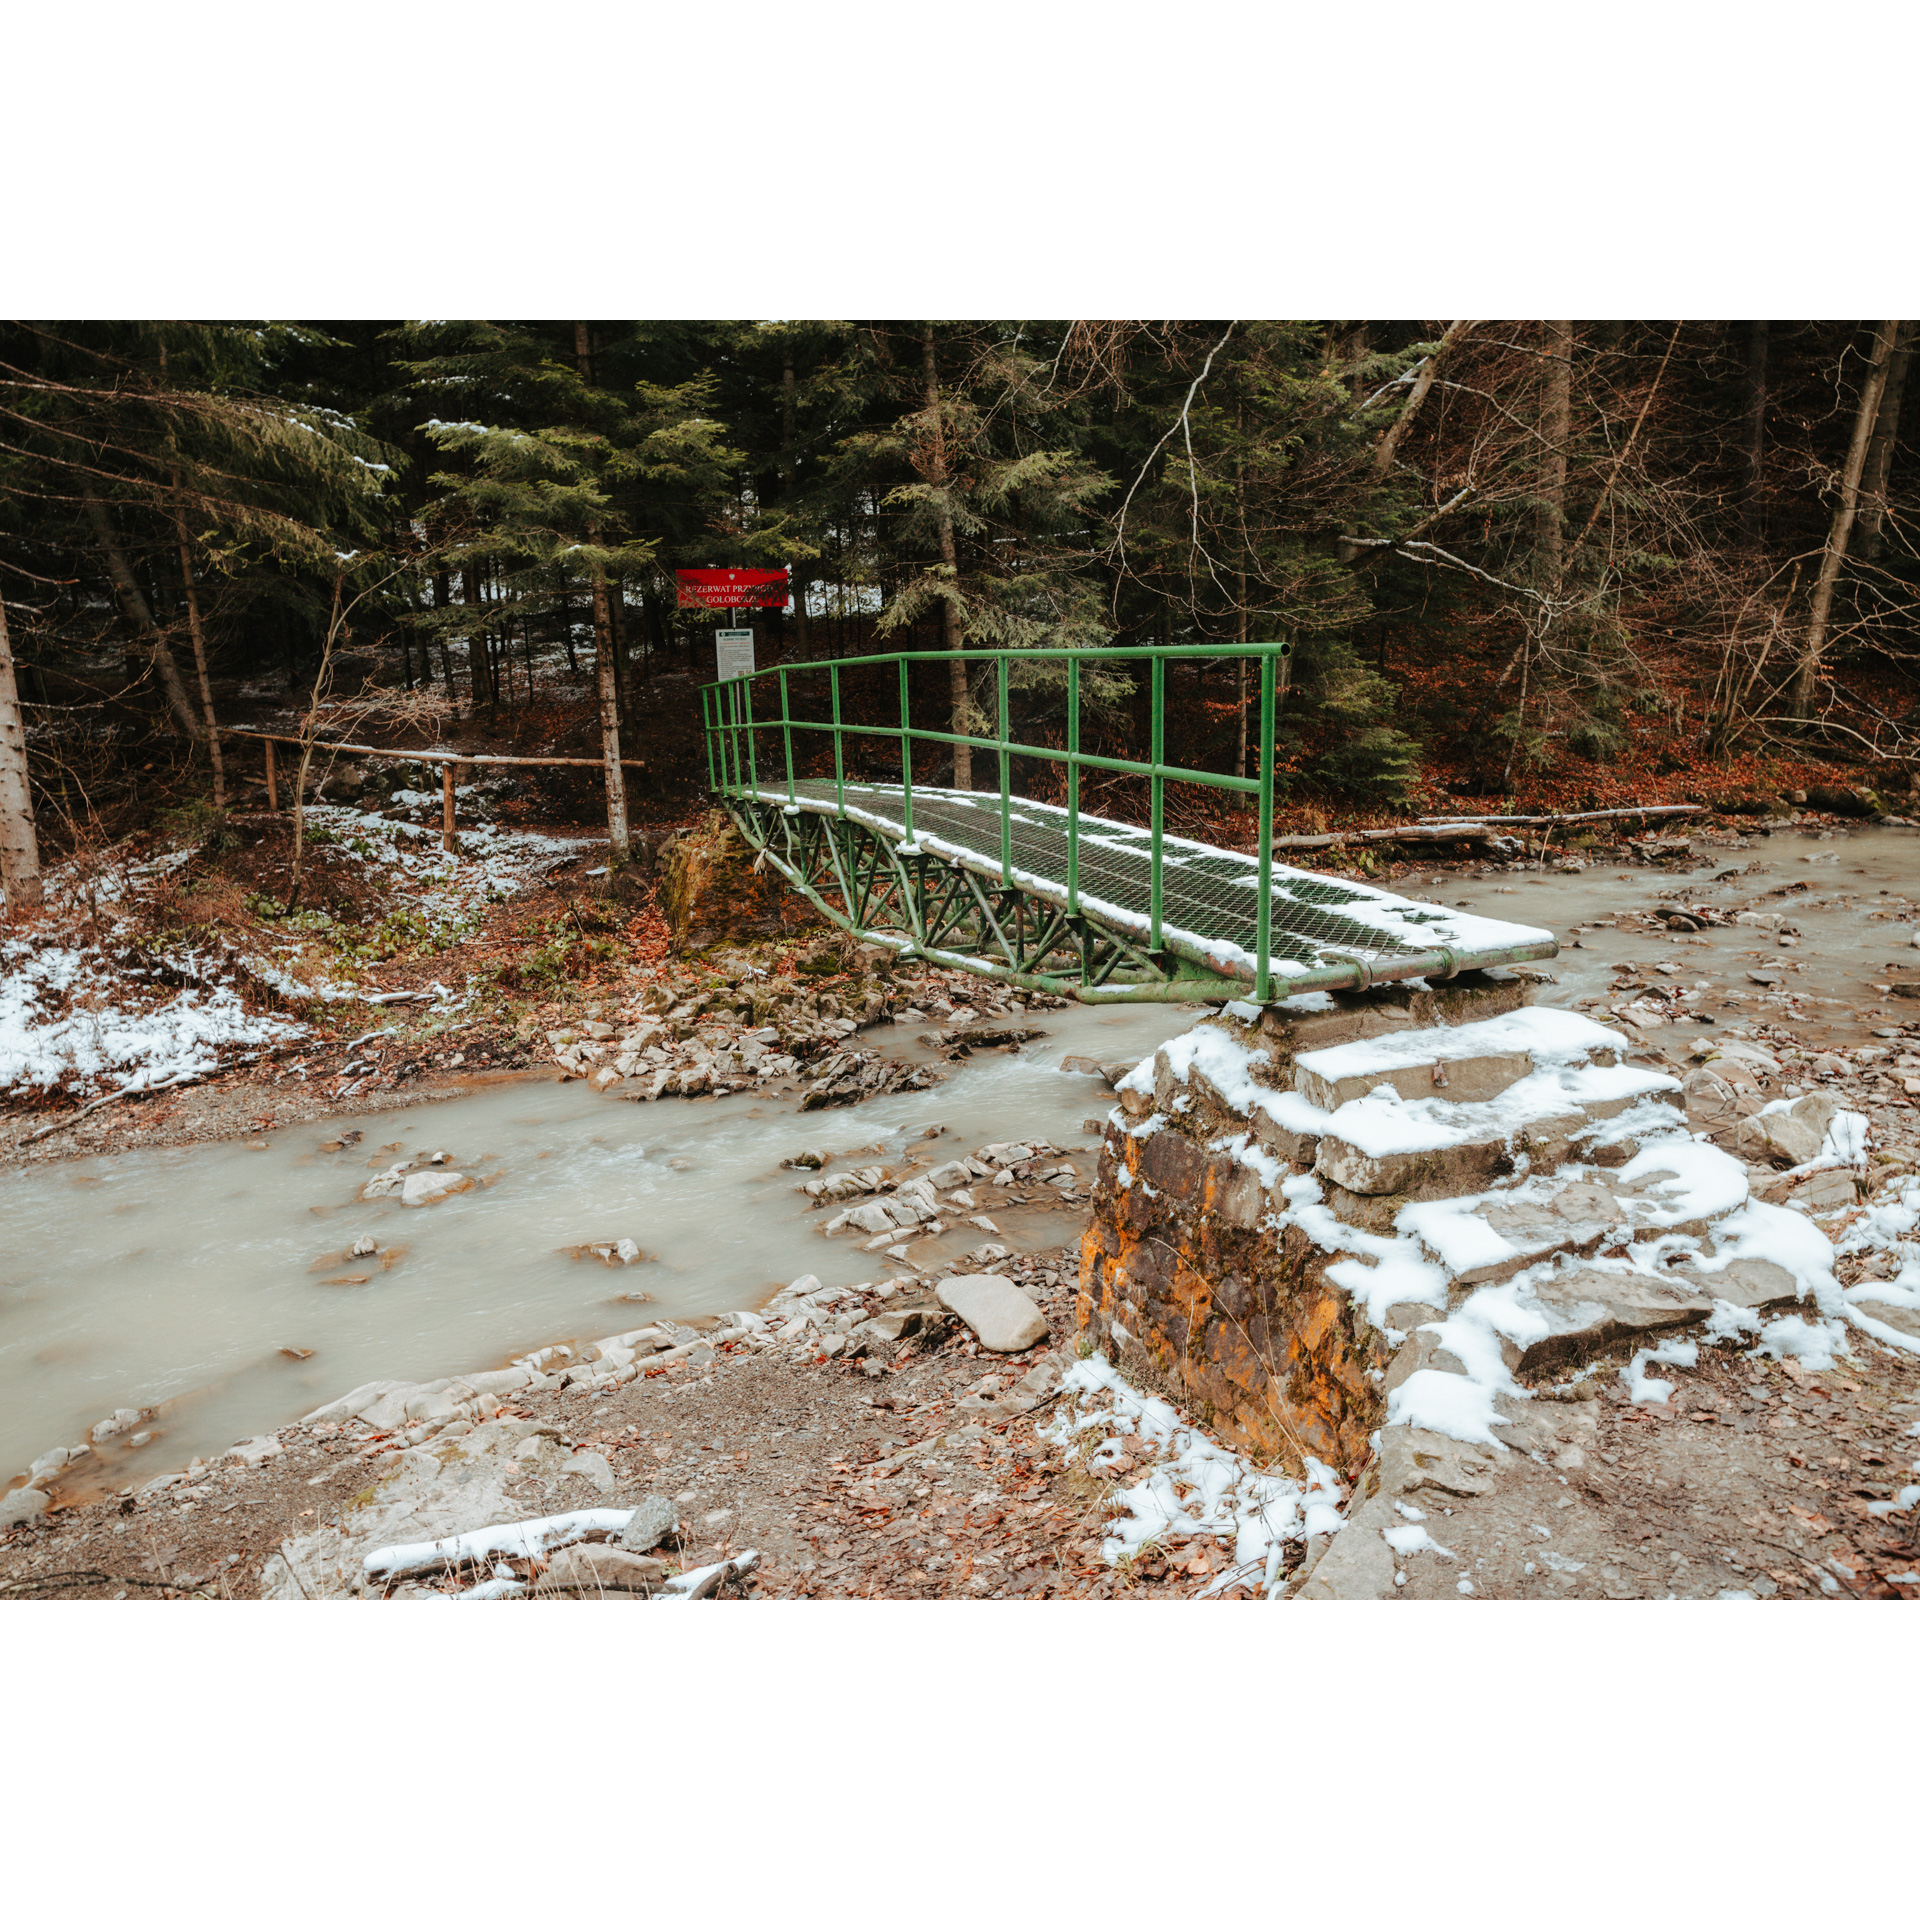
<box><xmin>401</xmin><ymin>321</ymin><xmax>736</xmax><ymax>852</ymax></box>
<box><xmin>829</xmin><ymin>322</ymin><xmax>1113</xmax><ymax>789</ymax></box>
<box><xmin>0</xmin><ymin>322</ymin><xmax>396</xmax><ymax>774</ymax></box>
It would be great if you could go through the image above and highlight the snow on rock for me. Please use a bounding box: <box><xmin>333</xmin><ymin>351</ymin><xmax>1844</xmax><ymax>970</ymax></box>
<box><xmin>1314</xmin><ymin>1060</ymin><xmax>1679</xmax><ymax>1160</ymax></box>
<box><xmin>1296</xmin><ymin>1005</ymin><xmax>1625</xmax><ymax>1086</ymax></box>
<box><xmin>1381</xmin><ymin>1522</ymin><xmax>1455</xmax><ymax>1558</ymax></box>
<box><xmin>1043</xmin><ymin>1355</ymin><xmax>1345</xmax><ymax>1596</ymax></box>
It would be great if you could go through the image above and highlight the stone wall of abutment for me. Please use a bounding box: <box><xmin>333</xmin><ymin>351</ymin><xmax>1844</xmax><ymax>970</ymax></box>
<box><xmin>1075</xmin><ymin>972</ymin><xmax>1535</xmax><ymax>1482</ymax></box>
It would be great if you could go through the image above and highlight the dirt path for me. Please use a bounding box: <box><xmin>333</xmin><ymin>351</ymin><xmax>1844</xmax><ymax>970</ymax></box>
<box><xmin>0</xmin><ymin>1256</ymin><xmax>1178</xmax><ymax>1603</ymax></box>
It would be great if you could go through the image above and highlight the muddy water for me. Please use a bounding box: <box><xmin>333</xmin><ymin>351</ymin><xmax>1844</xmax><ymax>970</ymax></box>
<box><xmin>17</xmin><ymin>825</ymin><xmax>1918</xmax><ymax>1492</ymax></box>
<box><xmin>1415</xmin><ymin>824</ymin><xmax>1920</xmax><ymax>1043</ymax></box>
<box><xmin>0</xmin><ymin>1003</ymin><xmax>1194</xmax><ymax>1486</ymax></box>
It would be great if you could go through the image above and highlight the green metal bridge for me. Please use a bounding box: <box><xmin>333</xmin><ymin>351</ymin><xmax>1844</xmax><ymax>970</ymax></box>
<box><xmin>700</xmin><ymin>644</ymin><xmax>1557</xmax><ymax>1004</ymax></box>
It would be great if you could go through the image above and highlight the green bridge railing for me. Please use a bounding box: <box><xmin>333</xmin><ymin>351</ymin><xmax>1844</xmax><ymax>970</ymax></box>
<box><xmin>700</xmin><ymin>642</ymin><xmax>1295</xmax><ymax>993</ymax></box>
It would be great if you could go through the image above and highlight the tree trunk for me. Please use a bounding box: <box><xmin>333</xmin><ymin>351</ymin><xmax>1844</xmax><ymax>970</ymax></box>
<box><xmin>172</xmin><ymin>494</ymin><xmax>226</xmax><ymax>807</ymax></box>
<box><xmin>922</xmin><ymin>323</ymin><xmax>969</xmax><ymax>790</ymax></box>
<box><xmin>609</xmin><ymin>572</ymin><xmax>628</xmax><ymax>727</ymax></box>
<box><xmin>588</xmin><ymin>539</ymin><xmax>630</xmax><ymax>855</ymax></box>
<box><xmin>781</xmin><ymin>347</ymin><xmax>812</xmax><ymax>661</ymax></box>
<box><xmin>1858</xmin><ymin>323</ymin><xmax>1910</xmax><ymax>562</ymax></box>
<box><xmin>1739</xmin><ymin>319</ymin><xmax>1769</xmax><ymax>539</ymax></box>
<box><xmin>1792</xmin><ymin>322</ymin><xmax>1901</xmax><ymax>718</ymax></box>
<box><xmin>85</xmin><ymin>494</ymin><xmax>202</xmax><ymax>740</ymax></box>
<box><xmin>289</xmin><ymin>575</ymin><xmax>349</xmax><ymax>911</ymax></box>
<box><xmin>1372</xmin><ymin>320</ymin><xmax>1472</xmax><ymax>476</ymax></box>
<box><xmin>431</xmin><ymin>569</ymin><xmax>457</xmax><ymax>708</ymax></box>
<box><xmin>464</xmin><ymin>565</ymin><xmax>490</xmax><ymax>707</ymax></box>
<box><xmin>573</xmin><ymin>319</ymin><xmax>626</xmax><ymax>845</ymax></box>
<box><xmin>1537</xmin><ymin>322</ymin><xmax>1573</xmax><ymax>592</ymax></box>
<box><xmin>0</xmin><ymin>589</ymin><xmax>44</xmax><ymax>918</ymax></box>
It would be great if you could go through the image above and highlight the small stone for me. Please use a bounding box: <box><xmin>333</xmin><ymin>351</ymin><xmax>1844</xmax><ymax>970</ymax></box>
<box><xmin>1058</xmin><ymin>1055</ymin><xmax>1110</xmax><ymax>1080</ymax></box>
<box><xmin>621</xmin><ymin>1495</ymin><xmax>679</xmax><ymax>1552</ymax></box>
<box><xmin>350</xmin><ymin>1237</ymin><xmax>378</xmax><ymax>1257</ymax></box>
<box><xmin>0</xmin><ymin>1488</ymin><xmax>50</xmax><ymax>1528</ymax></box>
<box><xmin>1696</xmin><ymin>1258</ymin><xmax>1801</xmax><ymax>1311</ymax></box>
<box><xmin>534</xmin><ymin>1544</ymin><xmax>666</xmax><ymax>1594</ymax></box>
<box><xmin>1519</xmin><ymin>1269</ymin><xmax>1711</xmax><ymax>1376</ymax></box>
<box><xmin>400</xmin><ymin>1169</ymin><xmax>472</xmax><ymax>1207</ymax></box>
<box><xmin>935</xmin><ymin>1272</ymin><xmax>1049</xmax><ymax>1352</ymax></box>
<box><xmin>702</xmin><ymin>1508</ymin><xmax>736</xmax><ymax>1531</ymax></box>
<box><xmin>562</xmin><ymin>1450</ymin><xmax>616</xmax><ymax>1494</ymax></box>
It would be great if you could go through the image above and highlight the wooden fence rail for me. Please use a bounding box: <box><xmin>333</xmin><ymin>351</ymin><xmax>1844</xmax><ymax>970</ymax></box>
<box><xmin>218</xmin><ymin>727</ymin><xmax>647</xmax><ymax>853</ymax></box>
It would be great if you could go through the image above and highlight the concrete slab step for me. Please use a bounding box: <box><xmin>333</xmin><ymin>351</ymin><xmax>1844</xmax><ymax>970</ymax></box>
<box><xmin>1401</xmin><ymin>1179</ymin><xmax>1626</xmax><ymax>1302</ymax></box>
<box><xmin>1397</xmin><ymin>1150</ymin><xmax>1753</xmax><ymax>1302</ymax></box>
<box><xmin>1512</xmin><ymin>1265</ymin><xmax>1714</xmax><ymax>1379</ymax></box>
<box><xmin>1311</xmin><ymin>1061</ymin><xmax>1684</xmax><ymax>1201</ymax></box>
<box><xmin>1293</xmin><ymin>1006</ymin><xmax>1626</xmax><ymax>1113</ymax></box>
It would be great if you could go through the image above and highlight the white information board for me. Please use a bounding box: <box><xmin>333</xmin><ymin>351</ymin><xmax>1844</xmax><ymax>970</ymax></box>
<box><xmin>715</xmin><ymin>629</ymin><xmax>756</xmax><ymax>681</ymax></box>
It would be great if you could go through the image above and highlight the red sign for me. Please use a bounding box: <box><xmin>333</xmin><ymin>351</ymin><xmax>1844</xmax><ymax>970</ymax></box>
<box><xmin>675</xmin><ymin>567</ymin><xmax>790</xmax><ymax>610</ymax></box>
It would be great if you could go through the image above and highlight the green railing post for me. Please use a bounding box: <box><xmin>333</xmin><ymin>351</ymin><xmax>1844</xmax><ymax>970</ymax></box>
<box><xmin>898</xmin><ymin>656</ymin><xmax>914</xmax><ymax>842</ymax></box>
<box><xmin>830</xmin><ymin>662</ymin><xmax>845</xmax><ymax>816</ymax></box>
<box><xmin>1149</xmin><ymin>651</ymin><xmax>1165</xmax><ymax>953</ymax></box>
<box><xmin>1257</xmin><ymin>651</ymin><xmax>1277</xmax><ymax>999</ymax></box>
<box><xmin>778</xmin><ymin>666</ymin><xmax>796</xmax><ymax>802</ymax></box>
<box><xmin>1066</xmin><ymin>656</ymin><xmax>1080</xmax><ymax>916</ymax></box>
<box><xmin>997</xmin><ymin>654</ymin><xmax>1012</xmax><ymax>885</ymax></box>
<box><xmin>743</xmin><ymin>672</ymin><xmax>760</xmax><ymax>795</ymax></box>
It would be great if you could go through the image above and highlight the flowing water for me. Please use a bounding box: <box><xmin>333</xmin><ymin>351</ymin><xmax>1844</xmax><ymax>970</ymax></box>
<box><xmin>0</xmin><ymin>1003</ymin><xmax>1195</xmax><ymax>1486</ymax></box>
<box><xmin>1412</xmin><ymin>823</ymin><xmax>1920</xmax><ymax>1032</ymax></box>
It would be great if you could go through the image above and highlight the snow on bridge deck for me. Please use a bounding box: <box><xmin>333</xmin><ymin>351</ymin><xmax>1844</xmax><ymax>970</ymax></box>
<box><xmin>747</xmin><ymin>779</ymin><xmax>1558</xmax><ymax>988</ymax></box>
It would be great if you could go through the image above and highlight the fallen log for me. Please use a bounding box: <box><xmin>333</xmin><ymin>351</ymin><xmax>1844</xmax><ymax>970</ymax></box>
<box><xmin>15</xmin><ymin>1052</ymin><xmax>262</xmax><ymax>1145</ymax></box>
<box><xmin>1415</xmin><ymin>805</ymin><xmax>1702</xmax><ymax>828</ymax></box>
<box><xmin>1269</xmin><ymin>823</ymin><xmax>1502</xmax><ymax>851</ymax></box>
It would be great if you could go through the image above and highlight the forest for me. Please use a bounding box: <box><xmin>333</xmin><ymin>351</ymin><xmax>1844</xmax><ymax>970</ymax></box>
<box><xmin>1</xmin><ymin>317</ymin><xmax>1915</xmax><ymax>911</ymax></box>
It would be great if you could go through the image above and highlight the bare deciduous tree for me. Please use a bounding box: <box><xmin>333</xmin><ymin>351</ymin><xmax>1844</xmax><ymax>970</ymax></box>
<box><xmin>0</xmin><ymin>588</ymin><xmax>43</xmax><ymax>917</ymax></box>
<box><xmin>1791</xmin><ymin>321</ymin><xmax>1900</xmax><ymax>718</ymax></box>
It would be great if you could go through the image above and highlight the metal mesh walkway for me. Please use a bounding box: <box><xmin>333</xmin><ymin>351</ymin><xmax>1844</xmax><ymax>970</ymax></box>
<box><xmin>756</xmin><ymin>779</ymin><xmax>1553</xmax><ymax>980</ymax></box>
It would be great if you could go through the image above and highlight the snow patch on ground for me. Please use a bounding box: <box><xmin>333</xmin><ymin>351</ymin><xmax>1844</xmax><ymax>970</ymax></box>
<box><xmin>1042</xmin><ymin>1356</ymin><xmax>1344</xmax><ymax>1596</ymax></box>
<box><xmin>3</xmin><ymin>812</ymin><xmax>589</xmax><ymax>1101</ymax></box>
<box><xmin>0</xmin><ymin>940</ymin><xmax>303</xmax><ymax>1098</ymax></box>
